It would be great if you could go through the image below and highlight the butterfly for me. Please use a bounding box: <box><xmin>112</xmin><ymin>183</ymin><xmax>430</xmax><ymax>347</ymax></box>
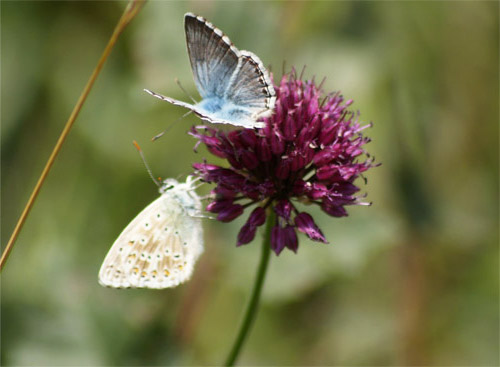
<box><xmin>98</xmin><ymin>176</ymin><xmax>204</xmax><ymax>289</ymax></box>
<box><xmin>144</xmin><ymin>12</ymin><xmax>276</xmax><ymax>129</ymax></box>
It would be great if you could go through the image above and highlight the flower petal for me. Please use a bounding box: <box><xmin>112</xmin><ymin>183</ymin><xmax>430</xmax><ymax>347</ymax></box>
<box><xmin>270</xmin><ymin>130</ymin><xmax>285</xmax><ymax>155</ymax></box>
<box><xmin>217</xmin><ymin>204</ymin><xmax>244</xmax><ymax>222</ymax></box>
<box><xmin>295</xmin><ymin>212</ymin><xmax>328</xmax><ymax>243</ymax></box>
<box><xmin>321</xmin><ymin>201</ymin><xmax>348</xmax><ymax>217</ymax></box>
<box><xmin>284</xmin><ymin>225</ymin><xmax>298</xmax><ymax>252</ymax></box>
<box><xmin>248</xmin><ymin>207</ymin><xmax>266</xmax><ymax>226</ymax></box>
<box><xmin>206</xmin><ymin>199</ymin><xmax>233</xmax><ymax>213</ymax></box>
<box><xmin>238</xmin><ymin>129</ymin><xmax>258</xmax><ymax>149</ymax></box>
<box><xmin>237</xmin><ymin>223</ymin><xmax>257</xmax><ymax>246</ymax></box>
<box><xmin>271</xmin><ymin>225</ymin><xmax>286</xmax><ymax>255</ymax></box>
<box><xmin>256</xmin><ymin>138</ymin><xmax>272</xmax><ymax>162</ymax></box>
<box><xmin>239</xmin><ymin>150</ymin><xmax>259</xmax><ymax>170</ymax></box>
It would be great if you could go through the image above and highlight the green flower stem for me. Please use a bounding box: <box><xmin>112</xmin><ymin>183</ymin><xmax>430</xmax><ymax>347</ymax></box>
<box><xmin>224</xmin><ymin>210</ymin><xmax>275</xmax><ymax>366</ymax></box>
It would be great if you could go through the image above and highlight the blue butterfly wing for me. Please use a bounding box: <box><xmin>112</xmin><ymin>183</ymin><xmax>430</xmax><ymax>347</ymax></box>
<box><xmin>184</xmin><ymin>13</ymin><xmax>239</xmax><ymax>100</ymax></box>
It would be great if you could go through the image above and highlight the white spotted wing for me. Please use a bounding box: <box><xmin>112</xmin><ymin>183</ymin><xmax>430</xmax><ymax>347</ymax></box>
<box><xmin>99</xmin><ymin>177</ymin><xmax>203</xmax><ymax>289</ymax></box>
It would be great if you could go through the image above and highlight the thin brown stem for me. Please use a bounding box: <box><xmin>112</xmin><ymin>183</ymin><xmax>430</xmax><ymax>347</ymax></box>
<box><xmin>0</xmin><ymin>0</ymin><xmax>146</xmax><ymax>271</ymax></box>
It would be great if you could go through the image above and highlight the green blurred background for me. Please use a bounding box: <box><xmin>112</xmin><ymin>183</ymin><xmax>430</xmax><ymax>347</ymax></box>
<box><xmin>1</xmin><ymin>1</ymin><xmax>498</xmax><ymax>365</ymax></box>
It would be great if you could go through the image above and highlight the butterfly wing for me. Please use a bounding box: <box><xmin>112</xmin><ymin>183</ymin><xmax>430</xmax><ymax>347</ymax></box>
<box><xmin>224</xmin><ymin>51</ymin><xmax>276</xmax><ymax>119</ymax></box>
<box><xmin>98</xmin><ymin>192</ymin><xmax>203</xmax><ymax>289</ymax></box>
<box><xmin>184</xmin><ymin>12</ymin><xmax>240</xmax><ymax>99</ymax></box>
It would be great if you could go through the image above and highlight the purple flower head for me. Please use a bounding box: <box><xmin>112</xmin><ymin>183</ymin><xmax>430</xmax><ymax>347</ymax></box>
<box><xmin>191</xmin><ymin>69</ymin><xmax>377</xmax><ymax>255</ymax></box>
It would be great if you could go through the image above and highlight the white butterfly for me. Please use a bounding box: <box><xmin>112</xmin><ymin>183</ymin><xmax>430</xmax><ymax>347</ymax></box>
<box><xmin>144</xmin><ymin>13</ymin><xmax>276</xmax><ymax>129</ymax></box>
<box><xmin>98</xmin><ymin>176</ymin><xmax>203</xmax><ymax>289</ymax></box>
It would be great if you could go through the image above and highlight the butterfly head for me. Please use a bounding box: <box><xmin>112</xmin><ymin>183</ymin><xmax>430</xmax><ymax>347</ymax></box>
<box><xmin>159</xmin><ymin>178</ymin><xmax>180</xmax><ymax>194</ymax></box>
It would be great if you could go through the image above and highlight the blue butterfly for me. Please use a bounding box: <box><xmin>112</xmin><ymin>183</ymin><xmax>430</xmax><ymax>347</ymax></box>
<box><xmin>144</xmin><ymin>13</ymin><xmax>276</xmax><ymax>129</ymax></box>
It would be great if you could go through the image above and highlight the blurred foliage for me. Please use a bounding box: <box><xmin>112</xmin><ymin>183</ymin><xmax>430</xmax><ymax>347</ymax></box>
<box><xmin>1</xmin><ymin>1</ymin><xmax>498</xmax><ymax>366</ymax></box>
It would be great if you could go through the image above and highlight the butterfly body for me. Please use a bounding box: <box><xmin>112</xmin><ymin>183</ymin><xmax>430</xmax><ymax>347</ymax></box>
<box><xmin>98</xmin><ymin>177</ymin><xmax>203</xmax><ymax>289</ymax></box>
<box><xmin>145</xmin><ymin>13</ymin><xmax>276</xmax><ymax>129</ymax></box>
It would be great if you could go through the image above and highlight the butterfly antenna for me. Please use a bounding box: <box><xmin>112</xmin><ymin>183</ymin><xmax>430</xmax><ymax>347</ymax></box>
<box><xmin>152</xmin><ymin>110</ymin><xmax>193</xmax><ymax>141</ymax></box>
<box><xmin>132</xmin><ymin>140</ymin><xmax>161</xmax><ymax>188</ymax></box>
<box><xmin>175</xmin><ymin>78</ymin><xmax>197</xmax><ymax>104</ymax></box>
